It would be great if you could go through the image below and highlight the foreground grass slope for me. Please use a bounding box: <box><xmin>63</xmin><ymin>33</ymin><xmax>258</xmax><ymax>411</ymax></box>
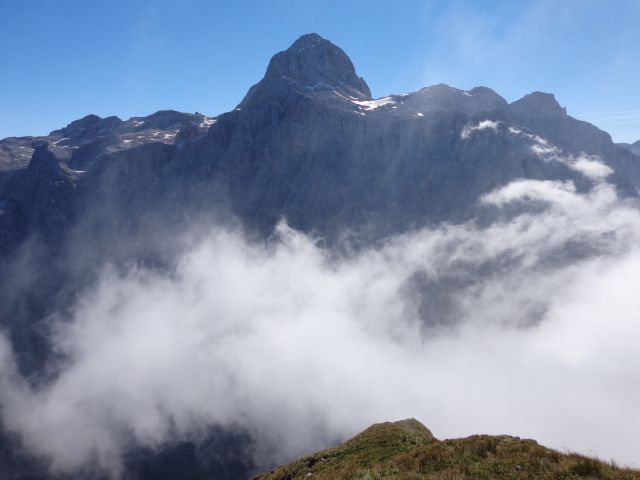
<box><xmin>253</xmin><ymin>419</ymin><xmax>639</xmax><ymax>480</ymax></box>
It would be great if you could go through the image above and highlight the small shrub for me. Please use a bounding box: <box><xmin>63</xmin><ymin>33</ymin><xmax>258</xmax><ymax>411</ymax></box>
<box><xmin>472</xmin><ymin>437</ymin><xmax>498</xmax><ymax>458</ymax></box>
<box><xmin>417</xmin><ymin>444</ymin><xmax>451</xmax><ymax>472</ymax></box>
<box><xmin>393</xmin><ymin>452</ymin><xmax>417</xmax><ymax>471</ymax></box>
<box><xmin>570</xmin><ymin>457</ymin><xmax>603</xmax><ymax>477</ymax></box>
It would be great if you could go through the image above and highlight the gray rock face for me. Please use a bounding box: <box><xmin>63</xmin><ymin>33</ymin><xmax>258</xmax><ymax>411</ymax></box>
<box><xmin>268</xmin><ymin>33</ymin><xmax>369</xmax><ymax>94</ymax></box>
<box><xmin>0</xmin><ymin>137</ymin><xmax>41</xmax><ymax>192</ymax></box>
<box><xmin>0</xmin><ymin>32</ymin><xmax>639</xmax><ymax>480</ymax></box>
<box><xmin>241</xmin><ymin>33</ymin><xmax>371</xmax><ymax>107</ymax></box>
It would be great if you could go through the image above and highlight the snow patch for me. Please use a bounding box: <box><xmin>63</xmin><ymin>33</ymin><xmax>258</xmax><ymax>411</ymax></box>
<box><xmin>199</xmin><ymin>117</ymin><xmax>216</xmax><ymax>128</ymax></box>
<box><xmin>352</xmin><ymin>96</ymin><xmax>396</xmax><ymax>111</ymax></box>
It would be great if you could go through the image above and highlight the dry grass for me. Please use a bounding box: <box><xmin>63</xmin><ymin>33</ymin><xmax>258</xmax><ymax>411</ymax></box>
<box><xmin>252</xmin><ymin>419</ymin><xmax>640</xmax><ymax>480</ymax></box>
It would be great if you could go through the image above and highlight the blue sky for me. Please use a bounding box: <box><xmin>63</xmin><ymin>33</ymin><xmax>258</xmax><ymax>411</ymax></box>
<box><xmin>1</xmin><ymin>0</ymin><xmax>639</xmax><ymax>142</ymax></box>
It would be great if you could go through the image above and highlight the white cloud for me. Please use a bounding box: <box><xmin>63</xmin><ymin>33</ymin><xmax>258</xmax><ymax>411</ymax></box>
<box><xmin>571</xmin><ymin>156</ymin><xmax>614</xmax><ymax>180</ymax></box>
<box><xmin>461</xmin><ymin>119</ymin><xmax>499</xmax><ymax>139</ymax></box>
<box><xmin>506</xmin><ymin>126</ymin><xmax>614</xmax><ymax>181</ymax></box>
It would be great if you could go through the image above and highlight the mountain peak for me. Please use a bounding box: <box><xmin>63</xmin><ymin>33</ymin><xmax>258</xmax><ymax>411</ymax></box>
<box><xmin>50</xmin><ymin>114</ymin><xmax>123</xmax><ymax>138</ymax></box>
<box><xmin>288</xmin><ymin>32</ymin><xmax>325</xmax><ymax>50</ymax></box>
<box><xmin>511</xmin><ymin>91</ymin><xmax>567</xmax><ymax>116</ymax></box>
<box><xmin>241</xmin><ymin>33</ymin><xmax>371</xmax><ymax>106</ymax></box>
<box><xmin>264</xmin><ymin>33</ymin><xmax>370</xmax><ymax>97</ymax></box>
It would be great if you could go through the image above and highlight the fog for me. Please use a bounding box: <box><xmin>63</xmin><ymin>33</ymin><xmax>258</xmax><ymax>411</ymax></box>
<box><xmin>0</xmin><ymin>153</ymin><xmax>639</xmax><ymax>476</ymax></box>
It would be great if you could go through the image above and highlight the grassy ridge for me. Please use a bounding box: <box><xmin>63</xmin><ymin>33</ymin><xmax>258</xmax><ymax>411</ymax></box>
<box><xmin>253</xmin><ymin>419</ymin><xmax>639</xmax><ymax>480</ymax></box>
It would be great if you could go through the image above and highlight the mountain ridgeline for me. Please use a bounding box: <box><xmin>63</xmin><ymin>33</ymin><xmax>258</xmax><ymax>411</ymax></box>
<box><xmin>619</xmin><ymin>139</ymin><xmax>640</xmax><ymax>156</ymax></box>
<box><xmin>1</xmin><ymin>33</ymin><xmax>639</xmax><ymax>260</ymax></box>
<box><xmin>0</xmin><ymin>33</ymin><xmax>639</xmax><ymax>480</ymax></box>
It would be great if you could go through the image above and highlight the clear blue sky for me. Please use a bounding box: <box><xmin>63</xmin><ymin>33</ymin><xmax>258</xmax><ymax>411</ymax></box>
<box><xmin>1</xmin><ymin>0</ymin><xmax>639</xmax><ymax>143</ymax></box>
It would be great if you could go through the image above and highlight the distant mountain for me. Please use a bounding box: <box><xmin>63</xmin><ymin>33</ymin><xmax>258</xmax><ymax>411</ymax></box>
<box><xmin>1</xmin><ymin>33</ymin><xmax>639</xmax><ymax>480</ymax></box>
<box><xmin>1</xmin><ymin>33</ymin><xmax>639</xmax><ymax>259</ymax></box>
<box><xmin>619</xmin><ymin>139</ymin><xmax>640</xmax><ymax>156</ymax></box>
<box><xmin>0</xmin><ymin>110</ymin><xmax>212</xmax><ymax>189</ymax></box>
<box><xmin>252</xmin><ymin>419</ymin><xmax>639</xmax><ymax>480</ymax></box>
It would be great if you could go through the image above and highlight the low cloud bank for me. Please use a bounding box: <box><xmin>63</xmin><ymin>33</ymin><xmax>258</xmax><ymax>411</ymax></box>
<box><xmin>0</xmin><ymin>154</ymin><xmax>639</xmax><ymax>475</ymax></box>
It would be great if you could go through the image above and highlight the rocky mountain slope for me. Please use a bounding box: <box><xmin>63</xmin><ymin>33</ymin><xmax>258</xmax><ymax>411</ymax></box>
<box><xmin>0</xmin><ymin>110</ymin><xmax>212</xmax><ymax>188</ymax></box>
<box><xmin>619</xmin><ymin>139</ymin><xmax>640</xmax><ymax>156</ymax></box>
<box><xmin>254</xmin><ymin>419</ymin><xmax>640</xmax><ymax>480</ymax></box>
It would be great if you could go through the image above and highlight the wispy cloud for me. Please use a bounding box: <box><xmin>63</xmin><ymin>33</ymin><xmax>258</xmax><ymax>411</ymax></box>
<box><xmin>576</xmin><ymin>109</ymin><xmax>640</xmax><ymax>116</ymax></box>
<box><xmin>416</xmin><ymin>0</ymin><xmax>640</xmax><ymax>142</ymax></box>
<box><xmin>582</xmin><ymin>113</ymin><xmax>640</xmax><ymax>122</ymax></box>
